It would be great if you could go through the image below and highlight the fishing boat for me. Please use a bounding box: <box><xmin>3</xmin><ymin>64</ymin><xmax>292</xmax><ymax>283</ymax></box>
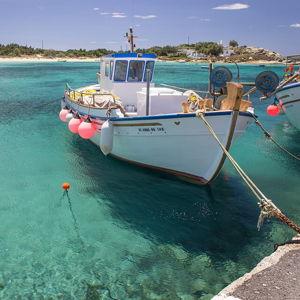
<box><xmin>59</xmin><ymin>29</ymin><xmax>256</xmax><ymax>184</ymax></box>
<box><xmin>274</xmin><ymin>60</ymin><xmax>300</xmax><ymax>130</ymax></box>
<box><xmin>276</xmin><ymin>81</ymin><xmax>300</xmax><ymax>130</ymax></box>
<box><xmin>258</xmin><ymin>58</ymin><xmax>300</xmax><ymax>130</ymax></box>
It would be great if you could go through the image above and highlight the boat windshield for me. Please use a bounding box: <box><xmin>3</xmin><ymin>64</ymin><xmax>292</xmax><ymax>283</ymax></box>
<box><xmin>128</xmin><ymin>60</ymin><xmax>145</xmax><ymax>82</ymax></box>
<box><xmin>114</xmin><ymin>60</ymin><xmax>128</xmax><ymax>82</ymax></box>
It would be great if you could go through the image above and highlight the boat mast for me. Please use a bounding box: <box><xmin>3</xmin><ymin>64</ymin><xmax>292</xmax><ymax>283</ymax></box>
<box><xmin>125</xmin><ymin>28</ymin><xmax>136</xmax><ymax>53</ymax></box>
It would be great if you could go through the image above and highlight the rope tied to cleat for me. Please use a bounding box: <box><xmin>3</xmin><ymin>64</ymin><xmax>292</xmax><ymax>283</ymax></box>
<box><xmin>196</xmin><ymin>110</ymin><xmax>300</xmax><ymax>234</ymax></box>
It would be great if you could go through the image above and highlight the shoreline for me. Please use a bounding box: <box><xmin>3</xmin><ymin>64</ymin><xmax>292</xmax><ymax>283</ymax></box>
<box><xmin>0</xmin><ymin>56</ymin><xmax>284</xmax><ymax>65</ymax></box>
<box><xmin>157</xmin><ymin>58</ymin><xmax>284</xmax><ymax>65</ymax></box>
<box><xmin>0</xmin><ymin>57</ymin><xmax>100</xmax><ymax>63</ymax></box>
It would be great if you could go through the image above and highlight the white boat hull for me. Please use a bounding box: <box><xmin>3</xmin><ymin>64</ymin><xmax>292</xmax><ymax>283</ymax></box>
<box><xmin>276</xmin><ymin>82</ymin><xmax>300</xmax><ymax>130</ymax></box>
<box><xmin>62</xmin><ymin>90</ymin><xmax>254</xmax><ymax>184</ymax></box>
<box><xmin>84</xmin><ymin>111</ymin><xmax>253</xmax><ymax>184</ymax></box>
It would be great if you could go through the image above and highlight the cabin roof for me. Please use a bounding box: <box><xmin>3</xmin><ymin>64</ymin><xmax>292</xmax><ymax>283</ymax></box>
<box><xmin>105</xmin><ymin>52</ymin><xmax>156</xmax><ymax>59</ymax></box>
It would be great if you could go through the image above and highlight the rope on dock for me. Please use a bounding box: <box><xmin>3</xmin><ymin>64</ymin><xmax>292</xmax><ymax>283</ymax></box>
<box><xmin>251</xmin><ymin>114</ymin><xmax>300</xmax><ymax>161</ymax></box>
<box><xmin>196</xmin><ymin>110</ymin><xmax>300</xmax><ymax>234</ymax></box>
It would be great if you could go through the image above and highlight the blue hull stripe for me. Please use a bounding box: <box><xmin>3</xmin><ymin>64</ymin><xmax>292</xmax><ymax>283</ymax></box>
<box><xmin>110</xmin><ymin>111</ymin><xmax>253</xmax><ymax>122</ymax></box>
<box><xmin>277</xmin><ymin>82</ymin><xmax>300</xmax><ymax>93</ymax></box>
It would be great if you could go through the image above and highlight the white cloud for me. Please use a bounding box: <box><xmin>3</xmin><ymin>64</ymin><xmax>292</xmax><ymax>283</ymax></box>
<box><xmin>105</xmin><ymin>41</ymin><xmax>118</xmax><ymax>44</ymax></box>
<box><xmin>90</xmin><ymin>41</ymin><xmax>97</xmax><ymax>44</ymax></box>
<box><xmin>188</xmin><ymin>16</ymin><xmax>198</xmax><ymax>19</ymax></box>
<box><xmin>93</xmin><ymin>7</ymin><xmax>99</xmax><ymax>11</ymax></box>
<box><xmin>134</xmin><ymin>14</ymin><xmax>157</xmax><ymax>19</ymax></box>
<box><xmin>111</xmin><ymin>12</ymin><xmax>127</xmax><ymax>18</ymax></box>
<box><xmin>213</xmin><ymin>3</ymin><xmax>249</xmax><ymax>10</ymax></box>
<box><xmin>99</xmin><ymin>12</ymin><xmax>127</xmax><ymax>18</ymax></box>
<box><xmin>290</xmin><ymin>23</ymin><xmax>300</xmax><ymax>28</ymax></box>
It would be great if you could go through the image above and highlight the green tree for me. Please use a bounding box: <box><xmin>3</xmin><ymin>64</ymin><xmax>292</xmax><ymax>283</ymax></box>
<box><xmin>229</xmin><ymin>40</ymin><xmax>239</xmax><ymax>47</ymax></box>
<box><xmin>195</xmin><ymin>42</ymin><xmax>223</xmax><ymax>56</ymax></box>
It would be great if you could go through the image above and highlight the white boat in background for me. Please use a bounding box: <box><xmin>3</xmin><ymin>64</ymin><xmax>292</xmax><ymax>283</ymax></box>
<box><xmin>272</xmin><ymin>56</ymin><xmax>300</xmax><ymax>130</ymax></box>
<box><xmin>60</xmin><ymin>29</ymin><xmax>255</xmax><ymax>184</ymax></box>
<box><xmin>276</xmin><ymin>81</ymin><xmax>300</xmax><ymax>130</ymax></box>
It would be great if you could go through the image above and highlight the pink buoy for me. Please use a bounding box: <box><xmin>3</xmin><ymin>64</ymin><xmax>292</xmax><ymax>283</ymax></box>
<box><xmin>68</xmin><ymin>117</ymin><xmax>82</xmax><ymax>134</ymax></box>
<box><xmin>78</xmin><ymin>120</ymin><xmax>97</xmax><ymax>139</ymax></box>
<box><xmin>59</xmin><ymin>109</ymin><xmax>70</xmax><ymax>122</ymax></box>
<box><xmin>267</xmin><ymin>104</ymin><xmax>280</xmax><ymax>117</ymax></box>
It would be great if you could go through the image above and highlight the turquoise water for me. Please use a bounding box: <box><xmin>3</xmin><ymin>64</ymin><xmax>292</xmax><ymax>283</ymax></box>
<box><xmin>0</xmin><ymin>61</ymin><xmax>299</xmax><ymax>299</ymax></box>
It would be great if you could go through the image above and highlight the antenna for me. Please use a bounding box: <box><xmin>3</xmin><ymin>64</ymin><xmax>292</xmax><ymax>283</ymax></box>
<box><xmin>125</xmin><ymin>28</ymin><xmax>137</xmax><ymax>53</ymax></box>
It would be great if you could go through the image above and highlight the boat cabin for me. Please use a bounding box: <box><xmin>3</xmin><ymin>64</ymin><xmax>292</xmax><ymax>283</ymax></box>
<box><xmin>98</xmin><ymin>53</ymin><xmax>156</xmax><ymax>108</ymax></box>
<box><xmin>98</xmin><ymin>52</ymin><xmax>186</xmax><ymax>115</ymax></box>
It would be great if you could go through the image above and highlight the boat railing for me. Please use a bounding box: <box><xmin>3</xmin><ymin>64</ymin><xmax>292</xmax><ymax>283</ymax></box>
<box><xmin>65</xmin><ymin>83</ymin><xmax>119</xmax><ymax>107</ymax></box>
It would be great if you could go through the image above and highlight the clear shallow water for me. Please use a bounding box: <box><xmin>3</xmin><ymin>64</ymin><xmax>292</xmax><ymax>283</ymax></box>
<box><xmin>0</xmin><ymin>61</ymin><xmax>299</xmax><ymax>299</ymax></box>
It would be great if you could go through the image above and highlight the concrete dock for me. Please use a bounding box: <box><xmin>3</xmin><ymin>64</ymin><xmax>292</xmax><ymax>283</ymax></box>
<box><xmin>213</xmin><ymin>235</ymin><xmax>300</xmax><ymax>300</ymax></box>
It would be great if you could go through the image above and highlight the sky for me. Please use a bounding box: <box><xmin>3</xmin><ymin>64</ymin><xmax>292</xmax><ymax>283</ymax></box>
<box><xmin>0</xmin><ymin>0</ymin><xmax>300</xmax><ymax>55</ymax></box>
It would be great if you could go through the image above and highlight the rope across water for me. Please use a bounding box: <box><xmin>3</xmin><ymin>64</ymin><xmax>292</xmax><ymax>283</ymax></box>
<box><xmin>196</xmin><ymin>110</ymin><xmax>300</xmax><ymax>234</ymax></box>
<box><xmin>251</xmin><ymin>114</ymin><xmax>300</xmax><ymax>161</ymax></box>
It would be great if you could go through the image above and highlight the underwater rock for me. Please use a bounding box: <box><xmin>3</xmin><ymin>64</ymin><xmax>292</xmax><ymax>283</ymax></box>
<box><xmin>189</xmin><ymin>254</ymin><xmax>212</xmax><ymax>274</ymax></box>
<box><xmin>109</xmin><ymin>283</ymin><xmax>127</xmax><ymax>299</ymax></box>
<box><xmin>158</xmin><ymin>244</ymin><xmax>189</xmax><ymax>261</ymax></box>
<box><xmin>199</xmin><ymin>293</ymin><xmax>215</xmax><ymax>300</ymax></box>
<box><xmin>85</xmin><ymin>282</ymin><xmax>102</xmax><ymax>300</ymax></box>
<box><xmin>191</xmin><ymin>278</ymin><xmax>206</xmax><ymax>293</ymax></box>
<box><xmin>0</xmin><ymin>274</ymin><xmax>5</xmax><ymax>290</ymax></box>
<box><xmin>176</xmin><ymin>292</ymin><xmax>195</xmax><ymax>300</ymax></box>
<box><xmin>171</xmin><ymin>246</ymin><xmax>189</xmax><ymax>261</ymax></box>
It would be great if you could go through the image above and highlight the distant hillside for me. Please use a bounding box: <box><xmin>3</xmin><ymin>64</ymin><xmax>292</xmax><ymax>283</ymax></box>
<box><xmin>0</xmin><ymin>43</ymin><xmax>112</xmax><ymax>58</ymax></box>
<box><xmin>222</xmin><ymin>46</ymin><xmax>284</xmax><ymax>63</ymax></box>
<box><xmin>0</xmin><ymin>42</ymin><xmax>284</xmax><ymax>63</ymax></box>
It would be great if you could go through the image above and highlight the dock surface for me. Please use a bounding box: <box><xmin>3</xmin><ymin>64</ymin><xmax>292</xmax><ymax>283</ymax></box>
<box><xmin>213</xmin><ymin>235</ymin><xmax>300</xmax><ymax>300</ymax></box>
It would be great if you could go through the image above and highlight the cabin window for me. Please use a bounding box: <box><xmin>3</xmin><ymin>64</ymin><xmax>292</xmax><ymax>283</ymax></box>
<box><xmin>114</xmin><ymin>60</ymin><xmax>128</xmax><ymax>82</ymax></box>
<box><xmin>128</xmin><ymin>60</ymin><xmax>145</xmax><ymax>82</ymax></box>
<box><xmin>105</xmin><ymin>62</ymin><xmax>110</xmax><ymax>77</ymax></box>
<box><xmin>143</xmin><ymin>61</ymin><xmax>155</xmax><ymax>82</ymax></box>
<box><xmin>109</xmin><ymin>61</ymin><xmax>114</xmax><ymax>79</ymax></box>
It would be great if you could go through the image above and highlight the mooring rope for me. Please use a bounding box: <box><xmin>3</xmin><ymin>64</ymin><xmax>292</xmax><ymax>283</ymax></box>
<box><xmin>62</xmin><ymin>190</ymin><xmax>85</xmax><ymax>248</ymax></box>
<box><xmin>251</xmin><ymin>114</ymin><xmax>300</xmax><ymax>161</ymax></box>
<box><xmin>196</xmin><ymin>110</ymin><xmax>300</xmax><ymax>234</ymax></box>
